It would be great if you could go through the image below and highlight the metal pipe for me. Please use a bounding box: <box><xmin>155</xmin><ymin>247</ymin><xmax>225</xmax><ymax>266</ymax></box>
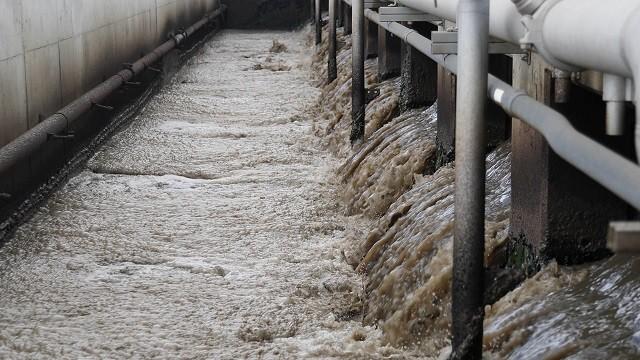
<box><xmin>603</xmin><ymin>74</ymin><xmax>627</xmax><ymax>136</ymax></box>
<box><xmin>395</xmin><ymin>0</ymin><xmax>640</xmax><ymax>81</ymax></box>
<box><xmin>0</xmin><ymin>7</ymin><xmax>226</xmax><ymax>175</ymax></box>
<box><xmin>396</xmin><ymin>0</ymin><xmax>525</xmax><ymax>43</ymax></box>
<box><xmin>538</xmin><ymin>0</ymin><xmax>639</xmax><ymax>77</ymax></box>
<box><xmin>367</xmin><ymin>9</ymin><xmax>640</xmax><ymax>210</ymax></box>
<box><xmin>315</xmin><ymin>0</ymin><xmax>322</xmax><ymax>45</ymax></box>
<box><xmin>552</xmin><ymin>69</ymin><xmax>571</xmax><ymax>104</ymax></box>
<box><xmin>328</xmin><ymin>0</ymin><xmax>338</xmax><ymax>82</ymax></box>
<box><xmin>350</xmin><ymin>0</ymin><xmax>366</xmax><ymax>144</ymax></box>
<box><xmin>451</xmin><ymin>0</ymin><xmax>489</xmax><ymax>358</ymax></box>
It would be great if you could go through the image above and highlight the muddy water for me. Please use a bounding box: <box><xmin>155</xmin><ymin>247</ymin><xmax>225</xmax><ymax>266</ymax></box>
<box><xmin>0</xmin><ymin>30</ymin><xmax>423</xmax><ymax>359</ymax></box>
<box><xmin>312</xmin><ymin>24</ymin><xmax>640</xmax><ymax>359</ymax></box>
<box><xmin>1</xmin><ymin>24</ymin><xmax>639</xmax><ymax>360</ymax></box>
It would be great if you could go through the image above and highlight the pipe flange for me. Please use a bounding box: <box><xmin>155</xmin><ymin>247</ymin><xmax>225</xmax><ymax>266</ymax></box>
<box><xmin>518</xmin><ymin>0</ymin><xmax>581</xmax><ymax>72</ymax></box>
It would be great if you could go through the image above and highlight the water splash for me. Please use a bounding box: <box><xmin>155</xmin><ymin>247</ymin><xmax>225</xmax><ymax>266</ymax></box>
<box><xmin>311</xmin><ymin>21</ymin><xmax>640</xmax><ymax>360</ymax></box>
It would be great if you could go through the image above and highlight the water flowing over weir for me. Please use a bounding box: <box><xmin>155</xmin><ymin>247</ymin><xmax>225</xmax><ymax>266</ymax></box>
<box><xmin>0</xmin><ymin>16</ymin><xmax>640</xmax><ymax>360</ymax></box>
<box><xmin>310</xmin><ymin>21</ymin><xmax>640</xmax><ymax>358</ymax></box>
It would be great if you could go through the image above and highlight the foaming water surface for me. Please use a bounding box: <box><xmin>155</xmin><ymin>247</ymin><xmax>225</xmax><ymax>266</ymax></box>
<box><xmin>1</xmin><ymin>23</ymin><xmax>640</xmax><ymax>360</ymax></box>
<box><xmin>0</xmin><ymin>30</ymin><xmax>419</xmax><ymax>359</ymax></box>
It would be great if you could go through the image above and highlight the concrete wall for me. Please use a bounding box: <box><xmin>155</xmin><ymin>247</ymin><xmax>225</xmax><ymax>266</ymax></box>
<box><xmin>0</xmin><ymin>0</ymin><xmax>220</xmax><ymax>147</ymax></box>
<box><xmin>222</xmin><ymin>0</ymin><xmax>309</xmax><ymax>29</ymax></box>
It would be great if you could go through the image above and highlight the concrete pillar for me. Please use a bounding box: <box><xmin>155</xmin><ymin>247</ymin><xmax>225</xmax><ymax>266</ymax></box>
<box><xmin>343</xmin><ymin>4</ymin><xmax>352</xmax><ymax>35</ymax></box>
<box><xmin>351</xmin><ymin>0</ymin><xmax>365</xmax><ymax>143</ymax></box>
<box><xmin>434</xmin><ymin>54</ymin><xmax>512</xmax><ymax>169</ymax></box>
<box><xmin>365</xmin><ymin>19</ymin><xmax>378</xmax><ymax>59</ymax></box>
<box><xmin>377</xmin><ymin>26</ymin><xmax>401</xmax><ymax>80</ymax></box>
<box><xmin>399</xmin><ymin>22</ymin><xmax>437</xmax><ymax>112</ymax></box>
<box><xmin>436</xmin><ymin>66</ymin><xmax>457</xmax><ymax>167</ymax></box>
<box><xmin>510</xmin><ymin>54</ymin><xmax>635</xmax><ymax>266</ymax></box>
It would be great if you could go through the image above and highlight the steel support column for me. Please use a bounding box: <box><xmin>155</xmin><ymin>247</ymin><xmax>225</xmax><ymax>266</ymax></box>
<box><xmin>351</xmin><ymin>0</ymin><xmax>366</xmax><ymax>143</ymax></box>
<box><xmin>451</xmin><ymin>0</ymin><xmax>490</xmax><ymax>358</ymax></box>
<box><xmin>328</xmin><ymin>0</ymin><xmax>338</xmax><ymax>82</ymax></box>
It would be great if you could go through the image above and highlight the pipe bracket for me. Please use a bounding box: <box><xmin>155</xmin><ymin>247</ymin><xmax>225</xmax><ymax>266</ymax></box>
<box><xmin>47</xmin><ymin>131</ymin><xmax>75</xmax><ymax>141</ymax></box>
<box><xmin>517</xmin><ymin>0</ymin><xmax>580</xmax><ymax>72</ymax></box>
<box><xmin>92</xmin><ymin>103</ymin><xmax>114</xmax><ymax>112</ymax></box>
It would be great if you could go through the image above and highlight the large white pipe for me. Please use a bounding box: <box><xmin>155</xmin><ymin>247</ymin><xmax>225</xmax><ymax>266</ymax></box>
<box><xmin>541</xmin><ymin>0</ymin><xmax>639</xmax><ymax>78</ymax></box>
<box><xmin>396</xmin><ymin>0</ymin><xmax>525</xmax><ymax>43</ymax></box>
<box><xmin>396</xmin><ymin>0</ymin><xmax>640</xmax><ymax>79</ymax></box>
<box><xmin>396</xmin><ymin>0</ymin><xmax>640</xmax><ymax>157</ymax></box>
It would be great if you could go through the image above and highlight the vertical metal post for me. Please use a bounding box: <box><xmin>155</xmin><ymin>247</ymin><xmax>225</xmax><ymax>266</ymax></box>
<box><xmin>337</xmin><ymin>0</ymin><xmax>344</xmax><ymax>27</ymax></box>
<box><xmin>451</xmin><ymin>0</ymin><xmax>489</xmax><ymax>358</ymax></box>
<box><xmin>328</xmin><ymin>0</ymin><xmax>338</xmax><ymax>83</ymax></box>
<box><xmin>350</xmin><ymin>0</ymin><xmax>365</xmax><ymax>144</ymax></box>
<box><xmin>315</xmin><ymin>0</ymin><xmax>322</xmax><ymax>45</ymax></box>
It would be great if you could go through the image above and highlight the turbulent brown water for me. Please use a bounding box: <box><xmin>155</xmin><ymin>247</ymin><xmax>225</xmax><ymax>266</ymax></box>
<box><xmin>312</xmin><ymin>23</ymin><xmax>640</xmax><ymax>359</ymax></box>
<box><xmin>0</xmin><ymin>29</ymin><xmax>423</xmax><ymax>359</ymax></box>
<box><xmin>0</xmin><ymin>23</ymin><xmax>639</xmax><ymax>360</ymax></box>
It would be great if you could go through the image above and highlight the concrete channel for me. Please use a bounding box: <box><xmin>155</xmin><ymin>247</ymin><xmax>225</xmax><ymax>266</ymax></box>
<box><xmin>1</xmin><ymin>0</ymin><xmax>640</xmax><ymax>358</ymax></box>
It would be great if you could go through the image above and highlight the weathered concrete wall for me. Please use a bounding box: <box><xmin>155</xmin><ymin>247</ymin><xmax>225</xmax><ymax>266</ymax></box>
<box><xmin>0</xmin><ymin>0</ymin><xmax>220</xmax><ymax>147</ymax></box>
<box><xmin>509</xmin><ymin>53</ymin><xmax>635</xmax><ymax>266</ymax></box>
<box><xmin>222</xmin><ymin>0</ymin><xmax>309</xmax><ymax>29</ymax></box>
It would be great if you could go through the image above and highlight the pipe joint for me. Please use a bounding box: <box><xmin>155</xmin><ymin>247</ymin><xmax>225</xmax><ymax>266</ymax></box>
<box><xmin>517</xmin><ymin>0</ymin><xmax>580</xmax><ymax>72</ymax></box>
<box><xmin>603</xmin><ymin>74</ymin><xmax>627</xmax><ymax>136</ymax></box>
<box><xmin>511</xmin><ymin>0</ymin><xmax>544</xmax><ymax>16</ymax></box>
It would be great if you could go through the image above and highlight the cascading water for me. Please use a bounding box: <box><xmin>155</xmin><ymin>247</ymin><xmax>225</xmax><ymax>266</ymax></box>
<box><xmin>312</xmin><ymin>20</ymin><xmax>640</xmax><ymax>359</ymax></box>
